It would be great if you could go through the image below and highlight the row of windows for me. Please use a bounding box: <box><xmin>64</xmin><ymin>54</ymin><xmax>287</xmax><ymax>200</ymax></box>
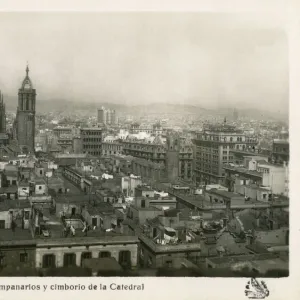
<box><xmin>199</xmin><ymin>135</ymin><xmax>245</xmax><ymax>142</ymax></box>
<box><xmin>273</xmin><ymin>147</ymin><xmax>289</xmax><ymax>153</ymax></box>
<box><xmin>83</xmin><ymin>138</ymin><xmax>102</xmax><ymax>142</ymax></box>
<box><xmin>85</xmin><ymin>151</ymin><xmax>101</xmax><ymax>156</ymax></box>
<box><xmin>83</xmin><ymin>145</ymin><xmax>101</xmax><ymax>149</ymax></box>
<box><xmin>197</xmin><ymin>154</ymin><xmax>220</xmax><ymax>160</ymax></box>
<box><xmin>0</xmin><ymin>252</ymin><xmax>29</xmax><ymax>266</ymax></box>
<box><xmin>103</xmin><ymin>145</ymin><xmax>122</xmax><ymax>150</ymax></box>
<box><xmin>197</xmin><ymin>159</ymin><xmax>219</xmax><ymax>164</ymax></box>
<box><xmin>81</xmin><ymin>131</ymin><xmax>102</xmax><ymax>136</ymax></box>
<box><xmin>103</xmin><ymin>150</ymin><xmax>122</xmax><ymax>155</ymax></box>
<box><xmin>42</xmin><ymin>251</ymin><xmax>131</xmax><ymax>268</ymax></box>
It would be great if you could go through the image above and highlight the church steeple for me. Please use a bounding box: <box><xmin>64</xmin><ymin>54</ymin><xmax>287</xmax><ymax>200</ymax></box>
<box><xmin>16</xmin><ymin>63</ymin><xmax>36</xmax><ymax>153</ymax></box>
<box><xmin>21</xmin><ymin>63</ymin><xmax>33</xmax><ymax>90</ymax></box>
<box><xmin>0</xmin><ymin>90</ymin><xmax>6</xmax><ymax>134</ymax></box>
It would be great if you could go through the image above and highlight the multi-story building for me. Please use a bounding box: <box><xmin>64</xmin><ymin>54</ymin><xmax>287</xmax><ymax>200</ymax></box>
<box><xmin>56</xmin><ymin>135</ymin><xmax>73</xmax><ymax>153</ymax></box>
<box><xmin>123</xmin><ymin>135</ymin><xmax>166</xmax><ymax>164</ymax></box>
<box><xmin>229</xmin><ymin>149</ymin><xmax>270</xmax><ymax>166</ymax></box>
<box><xmin>123</xmin><ymin>134</ymin><xmax>193</xmax><ymax>182</ymax></box>
<box><xmin>79</xmin><ymin>128</ymin><xmax>103</xmax><ymax>157</ymax></box>
<box><xmin>97</xmin><ymin>107</ymin><xmax>117</xmax><ymax>126</ymax></box>
<box><xmin>272</xmin><ymin>139</ymin><xmax>289</xmax><ymax>165</ymax></box>
<box><xmin>192</xmin><ymin>122</ymin><xmax>257</xmax><ymax>185</ymax></box>
<box><xmin>233</xmin><ymin>108</ymin><xmax>239</xmax><ymax>121</ymax></box>
<box><xmin>130</xmin><ymin>122</ymin><xmax>164</xmax><ymax>136</ymax></box>
<box><xmin>15</xmin><ymin>65</ymin><xmax>36</xmax><ymax>153</ymax></box>
<box><xmin>0</xmin><ymin>201</ymin><xmax>139</xmax><ymax>274</ymax></box>
<box><xmin>53</xmin><ymin>126</ymin><xmax>76</xmax><ymax>138</ymax></box>
<box><xmin>131</xmin><ymin>158</ymin><xmax>166</xmax><ymax>182</ymax></box>
<box><xmin>102</xmin><ymin>136</ymin><xmax>124</xmax><ymax>156</ymax></box>
<box><xmin>223</xmin><ymin>157</ymin><xmax>289</xmax><ymax>196</ymax></box>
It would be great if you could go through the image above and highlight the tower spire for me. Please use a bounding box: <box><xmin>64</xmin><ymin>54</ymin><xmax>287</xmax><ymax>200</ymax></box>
<box><xmin>26</xmin><ymin>62</ymin><xmax>29</xmax><ymax>76</ymax></box>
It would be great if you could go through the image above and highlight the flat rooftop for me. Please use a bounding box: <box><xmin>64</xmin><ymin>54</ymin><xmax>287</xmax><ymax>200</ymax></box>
<box><xmin>55</xmin><ymin>194</ymin><xmax>99</xmax><ymax>204</ymax></box>
<box><xmin>223</xmin><ymin>165</ymin><xmax>263</xmax><ymax>178</ymax></box>
<box><xmin>136</xmin><ymin>185</ymin><xmax>154</xmax><ymax>192</ymax></box>
<box><xmin>273</xmin><ymin>139</ymin><xmax>289</xmax><ymax>144</ymax></box>
<box><xmin>207</xmin><ymin>189</ymin><xmax>242</xmax><ymax>199</ymax></box>
<box><xmin>0</xmin><ymin>228</ymin><xmax>34</xmax><ymax>246</ymax></box>
<box><xmin>36</xmin><ymin>234</ymin><xmax>139</xmax><ymax>247</ymax></box>
<box><xmin>0</xmin><ymin>199</ymin><xmax>31</xmax><ymax>211</ymax></box>
<box><xmin>207</xmin><ymin>253</ymin><xmax>279</xmax><ymax>265</ymax></box>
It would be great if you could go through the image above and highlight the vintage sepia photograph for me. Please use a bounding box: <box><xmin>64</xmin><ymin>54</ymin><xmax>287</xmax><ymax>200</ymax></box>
<box><xmin>0</xmin><ymin>11</ymin><xmax>289</xmax><ymax>281</ymax></box>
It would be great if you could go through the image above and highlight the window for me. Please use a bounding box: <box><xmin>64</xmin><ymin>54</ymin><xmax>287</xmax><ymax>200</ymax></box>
<box><xmin>39</xmin><ymin>186</ymin><xmax>42</xmax><ymax>190</ymax></box>
<box><xmin>40</xmin><ymin>170</ymin><xmax>43</xmax><ymax>175</ymax></box>
<box><xmin>24</xmin><ymin>211</ymin><xmax>30</xmax><ymax>220</ymax></box>
<box><xmin>99</xmin><ymin>251</ymin><xmax>111</xmax><ymax>258</ymax></box>
<box><xmin>20</xmin><ymin>253</ymin><xmax>28</xmax><ymax>263</ymax></box>
<box><xmin>0</xmin><ymin>255</ymin><xmax>5</xmax><ymax>267</ymax></box>
<box><xmin>118</xmin><ymin>250</ymin><xmax>131</xmax><ymax>269</ymax></box>
<box><xmin>43</xmin><ymin>254</ymin><xmax>56</xmax><ymax>268</ymax></box>
<box><xmin>92</xmin><ymin>217</ymin><xmax>97</xmax><ymax>227</ymax></box>
<box><xmin>141</xmin><ymin>199</ymin><xmax>146</xmax><ymax>208</ymax></box>
<box><xmin>165</xmin><ymin>260</ymin><xmax>172</xmax><ymax>268</ymax></box>
<box><xmin>63</xmin><ymin>253</ymin><xmax>76</xmax><ymax>267</ymax></box>
<box><xmin>81</xmin><ymin>252</ymin><xmax>92</xmax><ymax>266</ymax></box>
<box><xmin>0</xmin><ymin>220</ymin><xmax>5</xmax><ymax>229</ymax></box>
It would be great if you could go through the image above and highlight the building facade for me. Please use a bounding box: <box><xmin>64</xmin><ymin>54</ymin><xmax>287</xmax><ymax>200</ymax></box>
<box><xmin>193</xmin><ymin>122</ymin><xmax>257</xmax><ymax>185</ymax></box>
<box><xmin>80</xmin><ymin>128</ymin><xmax>103</xmax><ymax>157</ymax></box>
<box><xmin>272</xmin><ymin>139</ymin><xmax>289</xmax><ymax>165</ymax></box>
<box><xmin>16</xmin><ymin>65</ymin><xmax>36</xmax><ymax>154</ymax></box>
<box><xmin>102</xmin><ymin>137</ymin><xmax>124</xmax><ymax>157</ymax></box>
<box><xmin>97</xmin><ymin>107</ymin><xmax>117</xmax><ymax>126</ymax></box>
<box><xmin>0</xmin><ymin>91</ymin><xmax>6</xmax><ymax>134</ymax></box>
<box><xmin>123</xmin><ymin>134</ymin><xmax>193</xmax><ymax>182</ymax></box>
<box><xmin>35</xmin><ymin>236</ymin><xmax>138</xmax><ymax>270</ymax></box>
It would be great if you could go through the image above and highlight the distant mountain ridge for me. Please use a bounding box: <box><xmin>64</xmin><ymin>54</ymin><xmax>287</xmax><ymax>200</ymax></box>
<box><xmin>4</xmin><ymin>97</ymin><xmax>288</xmax><ymax>121</ymax></box>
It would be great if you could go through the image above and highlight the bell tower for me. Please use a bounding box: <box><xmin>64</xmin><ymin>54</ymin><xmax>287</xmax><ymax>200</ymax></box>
<box><xmin>16</xmin><ymin>64</ymin><xmax>36</xmax><ymax>153</ymax></box>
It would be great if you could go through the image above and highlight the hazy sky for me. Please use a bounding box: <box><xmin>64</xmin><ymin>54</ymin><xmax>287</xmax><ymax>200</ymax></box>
<box><xmin>0</xmin><ymin>12</ymin><xmax>288</xmax><ymax>112</ymax></box>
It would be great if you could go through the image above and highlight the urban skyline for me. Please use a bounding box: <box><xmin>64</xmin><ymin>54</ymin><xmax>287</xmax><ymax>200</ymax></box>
<box><xmin>0</xmin><ymin>11</ymin><xmax>289</xmax><ymax>279</ymax></box>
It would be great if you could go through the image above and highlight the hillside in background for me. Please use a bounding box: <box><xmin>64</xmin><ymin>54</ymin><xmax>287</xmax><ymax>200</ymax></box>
<box><xmin>4</xmin><ymin>96</ymin><xmax>288</xmax><ymax>122</ymax></box>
